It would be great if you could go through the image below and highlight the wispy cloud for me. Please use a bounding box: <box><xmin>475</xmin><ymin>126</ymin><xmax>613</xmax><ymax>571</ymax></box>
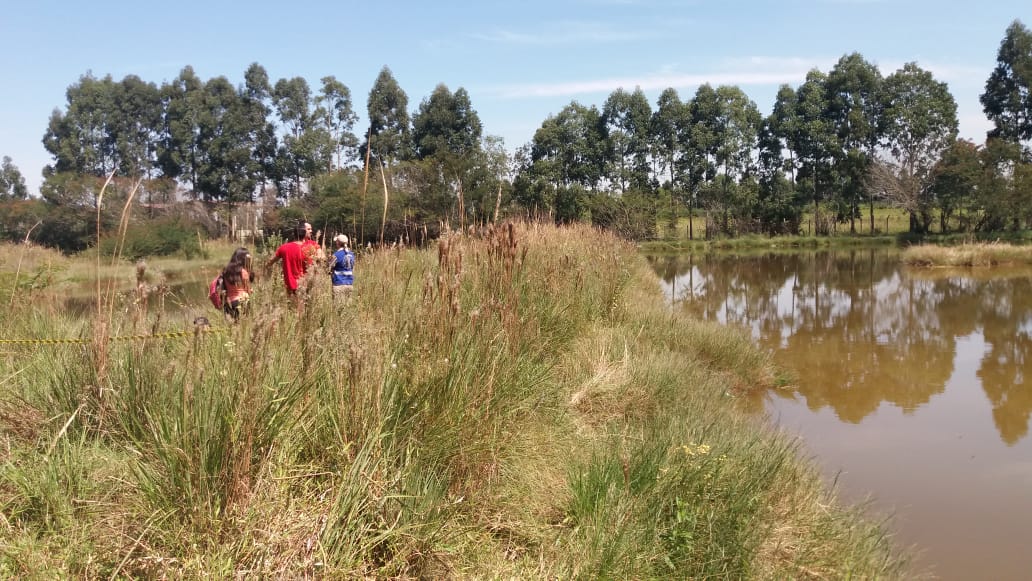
<box><xmin>722</xmin><ymin>56</ymin><xmax>837</xmax><ymax>72</ymax></box>
<box><xmin>879</xmin><ymin>60</ymin><xmax>987</xmax><ymax>85</ymax></box>
<box><xmin>485</xmin><ymin>55</ymin><xmax>991</xmax><ymax>100</ymax></box>
<box><xmin>486</xmin><ymin>57</ymin><xmax>821</xmax><ymax>98</ymax></box>
<box><xmin>474</xmin><ymin>21</ymin><xmax>657</xmax><ymax>45</ymax></box>
<box><xmin>575</xmin><ymin>0</ymin><xmax>701</xmax><ymax>6</ymax></box>
<box><xmin>489</xmin><ymin>72</ymin><xmax>806</xmax><ymax>98</ymax></box>
<box><xmin>576</xmin><ymin>0</ymin><xmax>642</xmax><ymax>5</ymax></box>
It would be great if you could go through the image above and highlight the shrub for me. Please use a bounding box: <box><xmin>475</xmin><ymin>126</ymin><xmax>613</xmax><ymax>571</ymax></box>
<box><xmin>99</xmin><ymin>218</ymin><xmax>203</xmax><ymax>259</ymax></box>
<box><xmin>590</xmin><ymin>192</ymin><xmax>658</xmax><ymax>241</ymax></box>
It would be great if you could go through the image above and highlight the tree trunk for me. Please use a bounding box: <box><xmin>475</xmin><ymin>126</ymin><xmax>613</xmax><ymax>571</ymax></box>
<box><xmin>360</xmin><ymin>127</ymin><xmax>372</xmax><ymax>244</ymax></box>
<box><xmin>379</xmin><ymin>158</ymin><xmax>389</xmax><ymax>246</ymax></box>
<box><xmin>456</xmin><ymin>177</ymin><xmax>465</xmax><ymax>231</ymax></box>
<box><xmin>493</xmin><ymin>183</ymin><xmax>502</xmax><ymax>223</ymax></box>
<box><xmin>869</xmin><ymin>193</ymin><xmax>874</xmax><ymax>234</ymax></box>
<box><xmin>688</xmin><ymin>195</ymin><xmax>694</xmax><ymax>240</ymax></box>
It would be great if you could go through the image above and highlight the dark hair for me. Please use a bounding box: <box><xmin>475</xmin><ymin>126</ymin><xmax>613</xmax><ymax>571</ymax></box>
<box><xmin>223</xmin><ymin>247</ymin><xmax>251</xmax><ymax>286</ymax></box>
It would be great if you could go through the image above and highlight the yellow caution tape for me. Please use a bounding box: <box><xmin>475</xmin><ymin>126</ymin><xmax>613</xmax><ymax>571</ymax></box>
<box><xmin>0</xmin><ymin>327</ymin><xmax>224</xmax><ymax>345</ymax></box>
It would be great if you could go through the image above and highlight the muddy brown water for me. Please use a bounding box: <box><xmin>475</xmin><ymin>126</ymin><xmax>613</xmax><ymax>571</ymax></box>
<box><xmin>61</xmin><ymin>270</ymin><xmax>216</xmax><ymax>317</ymax></box>
<box><xmin>647</xmin><ymin>248</ymin><xmax>1032</xmax><ymax>580</ymax></box>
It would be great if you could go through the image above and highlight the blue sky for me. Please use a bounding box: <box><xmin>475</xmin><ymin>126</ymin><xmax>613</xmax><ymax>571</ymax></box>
<box><xmin>1</xmin><ymin>0</ymin><xmax>1026</xmax><ymax>195</ymax></box>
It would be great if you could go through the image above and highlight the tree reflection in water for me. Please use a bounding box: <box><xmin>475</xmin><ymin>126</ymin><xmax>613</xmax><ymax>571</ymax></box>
<box><xmin>646</xmin><ymin>249</ymin><xmax>1032</xmax><ymax>444</ymax></box>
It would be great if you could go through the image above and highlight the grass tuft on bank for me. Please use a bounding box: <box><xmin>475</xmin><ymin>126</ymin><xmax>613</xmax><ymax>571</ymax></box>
<box><xmin>0</xmin><ymin>222</ymin><xmax>908</xmax><ymax>578</ymax></box>
<box><xmin>902</xmin><ymin>242</ymin><xmax>1032</xmax><ymax>267</ymax></box>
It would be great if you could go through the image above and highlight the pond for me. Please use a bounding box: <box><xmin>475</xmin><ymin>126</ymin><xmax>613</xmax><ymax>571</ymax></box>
<box><xmin>647</xmin><ymin>248</ymin><xmax>1032</xmax><ymax>581</ymax></box>
<box><xmin>60</xmin><ymin>268</ymin><xmax>218</xmax><ymax>317</ymax></box>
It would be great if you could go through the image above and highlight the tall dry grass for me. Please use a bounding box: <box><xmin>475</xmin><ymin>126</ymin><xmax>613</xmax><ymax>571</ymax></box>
<box><xmin>902</xmin><ymin>241</ymin><xmax>1032</xmax><ymax>267</ymax></box>
<box><xmin>0</xmin><ymin>221</ymin><xmax>908</xmax><ymax>578</ymax></box>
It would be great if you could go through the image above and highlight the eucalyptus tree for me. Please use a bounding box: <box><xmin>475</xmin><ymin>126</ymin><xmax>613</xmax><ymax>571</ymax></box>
<box><xmin>681</xmin><ymin>84</ymin><xmax>720</xmax><ymax>239</ymax></box>
<box><xmin>529</xmin><ymin>101</ymin><xmax>605</xmax><ymax>190</ymax></box>
<box><xmin>980</xmin><ymin>20</ymin><xmax>1032</xmax><ymax>231</ymax></box>
<box><xmin>931</xmin><ymin>139</ymin><xmax>982</xmax><ymax>231</ymax></box>
<box><xmin>43</xmin><ymin>72</ymin><xmax>164</xmax><ymax>183</ymax></box>
<box><xmin>240</xmin><ymin>63</ymin><xmax>278</xmax><ymax>197</ymax></box>
<box><xmin>413</xmin><ymin>85</ymin><xmax>482</xmax><ymax>160</ymax></box>
<box><xmin>981</xmin><ymin>20</ymin><xmax>1032</xmax><ymax>149</ymax></box>
<box><xmin>769</xmin><ymin>84</ymin><xmax>800</xmax><ymax>184</ymax></box>
<box><xmin>273</xmin><ymin>76</ymin><xmax>332</xmax><ymax>200</ymax></box>
<box><xmin>715</xmin><ymin>86</ymin><xmax>761</xmax><ymax>226</ymax></box>
<box><xmin>875</xmin><ymin>62</ymin><xmax>958</xmax><ymax>233</ymax></box>
<box><xmin>412</xmin><ymin>84</ymin><xmax>483</xmax><ymax>223</ymax></box>
<box><xmin>0</xmin><ymin>156</ymin><xmax>28</xmax><ymax>199</ymax></box>
<box><xmin>43</xmin><ymin>73</ymin><xmax>121</xmax><ymax>177</ymax></box>
<box><xmin>601</xmin><ymin>87</ymin><xmax>652</xmax><ymax>193</ymax></box>
<box><xmin>523</xmin><ymin>101</ymin><xmax>606</xmax><ymax>220</ymax></box>
<box><xmin>511</xmin><ymin>143</ymin><xmax>552</xmax><ymax>216</ymax></box>
<box><xmin>693</xmin><ymin>85</ymin><xmax>760</xmax><ymax>233</ymax></box>
<box><xmin>365</xmin><ymin>66</ymin><xmax>412</xmax><ymax>166</ymax></box>
<box><xmin>110</xmin><ymin>74</ymin><xmax>162</xmax><ymax>177</ymax></box>
<box><xmin>158</xmin><ymin>66</ymin><xmax>206</xmax><ymax>190</ymax></box>
<box><xmin>192</xmin><ymin>75</ymin><xmax>276</xmax><ymax>203</ymax></box>
<box><xmin>485</xmin><ymin>135</ymin><xmax>512</xmax><ymax>221</ymax></box>
<box><xmin>652</xmin><ymin>88</ymin><xmax>688</xmax><ymax>219</ymax></box>
<box><xmin>460</xmin><ymin>134</ymin><xmax>511</xmax><ymax>224</ymax></box>
<box><xmin>788</xmin><ymin>70</ymin><xmax>839</xmax><ymax>234</ymax></box>
<box><xmin>826</xmin><ymin>53</ymin><xmax>883</xmax><ymax>232</ymax></box>
<box><xmin>192</xmin><ymin>76</ymin><xmax>239</xmax><ymax>201</ymax></box>
<box><xmin>976</xmin><ymin>138</ymin><xmax>1031</xmax><ymax>230</ymax></box>
<box><xmin>527</xmin><ymin>114</ymin><xmax>563</xmax><ymax>191</ymax></box>
<box><xmin>156</xmin><ymin>65</ymin><xmax>276</xmax><ymax>201</ymax></box>
<box><xmin>756</xmin><ymin>117</ymin><xmax>799</xmax><ymax>234</ymax></box>
<box><xmin>316</xmin><ymin>76</ymin><xmax>359</xmax><ymax>170</ymax></box>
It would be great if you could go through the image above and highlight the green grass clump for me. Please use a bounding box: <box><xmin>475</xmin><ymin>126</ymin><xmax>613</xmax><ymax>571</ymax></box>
<box><xmin>0</xmin><ymin>221</ymin><xmax>909</xmax><ymax>578</ymax></box>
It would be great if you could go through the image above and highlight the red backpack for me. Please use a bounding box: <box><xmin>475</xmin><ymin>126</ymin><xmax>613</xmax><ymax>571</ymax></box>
<box><xmin>208</xmin><ymin>274</ymin><xmax>225</xmax><ymax>309</ymax></box>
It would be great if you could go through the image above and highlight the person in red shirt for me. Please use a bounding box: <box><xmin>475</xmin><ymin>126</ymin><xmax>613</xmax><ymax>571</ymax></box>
<box><xmin>266</xmin><ymin>221</ymin><xmax>325</xmax><ymax>311</ymax></box>
<box><xmin>299</xmin><ymin>221</ymin><xmax>324</xmax><ymax>268</ymax></box>
<box><xmin>266</xmin><ymin>223</ymin><xmax>307</xmax><ymax>297</ymax></box>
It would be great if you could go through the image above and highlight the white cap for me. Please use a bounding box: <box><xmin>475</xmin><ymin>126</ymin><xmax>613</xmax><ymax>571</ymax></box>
<box><xmin>334</xmin><ymin>234</ymin><xmax>349</xmax><ymax>245</ymax></box>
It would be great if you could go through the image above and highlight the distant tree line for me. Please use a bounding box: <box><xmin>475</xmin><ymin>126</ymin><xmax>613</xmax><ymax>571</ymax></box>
<box><xmin>516</xmin><ymin>20</ymin><xmax>1032</xmax><ymax>238</ymax></box>
<box><xmin>1</xmin><ymin>20</ymin><xmax>1031</xmax><ymax>251</ymax></box>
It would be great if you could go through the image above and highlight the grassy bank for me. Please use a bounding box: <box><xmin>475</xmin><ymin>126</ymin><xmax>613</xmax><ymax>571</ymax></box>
<box><xmin>657</xmin><ymin>206</ymin><xmax>916</xmax><ymax>241</ymax></box>
<box><xmin>648</xmin><ymin>205</ymin><xmax>1032</xmax><ymax>253</ymax></box>
<box><xmin>902</xmin><ymin>242</ymin><xmax>1032</xmax><ymax>267</ymax></box>
<box><xmin>642</xmin><ymin>233</ymin><xmax>901</xmax><ymax>254</ymax></box>
<box><xmin>0</xmin><ymin>223</ymin><xmax>907</xmax><ymax>578</ymax></box>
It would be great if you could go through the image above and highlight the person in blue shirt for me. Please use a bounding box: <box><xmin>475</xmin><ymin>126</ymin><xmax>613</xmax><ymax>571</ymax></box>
<box><xmin>329</xmin><ymin>234</ymin><xmax>355</xmax><ymax>303</ymax></box>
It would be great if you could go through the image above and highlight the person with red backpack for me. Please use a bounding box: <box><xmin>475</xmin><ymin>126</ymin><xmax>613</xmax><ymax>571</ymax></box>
<box><xmin>221</xmin><ymin>247</ymin><xmax>254</xmax><ymax>320</ymax></box>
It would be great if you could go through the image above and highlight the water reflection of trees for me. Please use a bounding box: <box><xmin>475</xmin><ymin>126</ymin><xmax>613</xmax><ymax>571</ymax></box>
<box><xmin>972</xmin><ymin>277</ymin><xmax>1032</xmax><ymax>444</ymax></box>
<box><xmin>646</xmin><ymin>251</ymin><xmax>1032</xmax><ymax>443</ymax></box>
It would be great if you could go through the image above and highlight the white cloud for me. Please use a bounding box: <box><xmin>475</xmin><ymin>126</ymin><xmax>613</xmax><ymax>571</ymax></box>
<box><xmin>486</xmin><ymin>55</ymin><xmax>993</xmax><ymax>103</ymax></box>
<box><xmin>489</xmin><ymin>72</ymin><xmax>809</xmax><ymax>98</ymax></box>
<box><xmin>486</xmin><ymin>57</ymin><xmax>822</xmax><ymax>98</ymax></box>
<box><xmin>473</xmin><ymin>21</ymin><xmax>657</xmax><ymax>45</ymax></box>
<box><xmin>575</xmin><ymin>0</ymin><xmax>701</xmax><ymax>5</ymax></box>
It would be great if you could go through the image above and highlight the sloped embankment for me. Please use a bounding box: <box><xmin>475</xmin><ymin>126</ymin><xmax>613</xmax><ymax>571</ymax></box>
<box><xmin>0</xmin><ymin>222</ymin><xmax>907</xmax><ymax>578</ymax></box>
